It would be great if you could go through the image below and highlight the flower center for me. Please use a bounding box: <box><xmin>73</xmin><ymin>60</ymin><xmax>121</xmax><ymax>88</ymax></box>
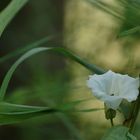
<box><xmin>110</xmin><ymin>91</ymin><xmax>119</xmax><ymax>96</ymax></box>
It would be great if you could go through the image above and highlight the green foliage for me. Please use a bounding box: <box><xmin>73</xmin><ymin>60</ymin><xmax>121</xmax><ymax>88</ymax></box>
<box><xmin>87</xmin><ymin>0</ymin><xmax>123</xmax><ymax>20</ymax></box>
<box><xmin>0</xmin><ymin>46</ymin><xmax>104</xmax><ymax>124</ymax></box>
<box><xmin>0</xmin><ymin>47</ymin><xmax>105</xmax><ymax>101</ymax></box>
<box><xmin>86</xmin><ymin>0</ymin><xmax>140</xmax><ymax>37</ymax></box>
<box><xmin>0</xmin><ymin>0</ymin><xmax>28</xmax><ymax>37</ymax></box>
<box><xmin>118</xmin><ymin>26</ymin><xmax>140</xmax><ymax>37</ymax></box>
<box><xmin>59</xmin><ymin>98</ymin><xmax>104</xmax><ymax>112</ymax></box>
<box><xmin>0</xmin><ymin>0</ymin><xmax>139</xmax><ymax>139</ymax></box>
<box><xmin>0</xmin><ymin>101</ymin><xmax>103</xmax><ymax>125</ymax></box>
<box><xmin>101</xmin><ymin>125</ymin><xmax>137</xmax><ymax>140</ymax></box>
<box><xmin>119</xmin><ymin>100</ymin><xmax>132</xmax><ymax>120</ymax></box>
<box><xmin>0</xmin><ymin>35</ymin><xmax>54</xmax><ymax>63</ymax></box>
<box><xmin>0</xmin><ymin>0</ymin><xmax>105</xmax><ymax>126</ymax></box>
<box><xmin>0</xmin><ymin>102</ymin><xmax>56</xmax><ymax>125</ymax></box>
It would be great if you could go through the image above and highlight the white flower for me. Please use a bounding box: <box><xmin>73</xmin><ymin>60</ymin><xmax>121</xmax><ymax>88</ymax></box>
<box><xmin>87</xmin><ymin>70</ymin><xmax>139</xmax><ymax>110</ymax></box>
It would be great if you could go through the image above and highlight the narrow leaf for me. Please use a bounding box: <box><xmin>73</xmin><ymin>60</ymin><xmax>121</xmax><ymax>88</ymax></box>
<box><xmin>0</xmin><ymin>35</ymin><xmax>54</xmax><ymax>63</ymax></box>
<box><xmin>0</xmin><ymin>102</ymin><xmax>56</xmax><ymax>125</ymax></box>
<box><xmin>0</xmin><ymin>47</ymin><xmax>105</xmax><ymax>101</ymax></box>
<box><xmin>86</xmin><ymin>0</ymin><xmax>123</xmax><ymax>20</ymax></box>
<box><xmin>58</xmin><ymin>98</ymin><xmax>104</xmax><ymax>112</ymax></box>
<box><xmin>0</xmin><ymin>101</ymin><xmax>103</xmax><ymax>125</ymax></box>
<box><xmin>101</xmin><ymin>125</ymin><xmax>137</xmax><ymax>140</ymax></box>
<box><xmin>75</xmin><ymin>108</ymin><xmax>104</xmax><ymax>112</ymax></box>
<box><xmin>0</xmin><ymin>0</ymin><xmax>28</xmax><ymax>37</ymax></box>
<box><xmin>119</xmin><ymin>26</ymin><xmax>140</xmax><ymax>37</ymax></box>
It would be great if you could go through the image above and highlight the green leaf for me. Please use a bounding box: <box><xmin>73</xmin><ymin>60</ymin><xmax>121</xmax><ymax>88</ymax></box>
<box><xmin>75</xmin><ymin>108</ymin><xmax>104</xmax><ymax>112</ymax></box>
<box><xmin>86</xmin><ymin>0</ymin><xmax>123</xmax><ymax>20</ymax></box>
<box><xmin>58</xmin><ymin>98</ymin><xmax>91</xmax><ymax>111</ymax></box>
<box><xmin>119</xmin><ymin>100</ymin><xmax>132</xmax><ymax>120</ymax></box>
<box><xmin>0</xmin><ymin>47</ymin><xmax>105</xmax><ymax>101</ymax></box>
<box><xmin>127</xmin><ymin>133</ymin><xmax>137</xmax><ymax>140</ymax></box>
<box><xmin>0</xmin><ymin>101</ymin><xmax>103</xmax><ymax>125</ymax></box>
<box><xmin>0</xmin><ymin>35</ymin><xmax>54</xmax><ymax>63</ymax></box>
<box><xmin>59</xmin><ymin>98</ymin><xmax>104</xmax><ymax>112</ymax></box>
<box><xmin>0</xmin><ymin>0</ymin><xmax>28</xmax><ymax>37</ymax></box>
<box><xmin>101</xmin><ymin>125</ymin><xmax>137</xmax><ymax>140</ymax></box>
<box><xmin>0</xmin><ymin>47</ymin><xmax>104</xmax><ymax>125</ymax></box>
<box><xmin>0</xmin><ymin>102</ymin><xmax>56</xmax><ymax>125</ymax></box>
<box><xmin>118</xmin><ymin>26</ymin><xmax>140</xmax><ymax>37</ymax></box>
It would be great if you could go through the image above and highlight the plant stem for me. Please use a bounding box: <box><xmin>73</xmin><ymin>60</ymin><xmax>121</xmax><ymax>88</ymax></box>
<box><xmin>129</xmin><ymin>87</ymin><xmax>140</xmax><ymax>133</ymax></box>
<box><xmin>110</xmin><ymin>118</ymin><xmax>114</xmax><ymax>127</ymax></box>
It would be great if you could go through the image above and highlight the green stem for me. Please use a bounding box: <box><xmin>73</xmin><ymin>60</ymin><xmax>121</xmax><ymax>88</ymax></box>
<box><xmin>129</xmin><ymin>87</ymin><xmax>140</xmax><ymax>133</ymax></box>
<box><xmin>129</xmin><ymin>97</ymin><xmax>140</xmax><ymax>133</ymax></box>
<box><xmin>110</xmin><ymin>118</ymin><xmax>114</xmax><ymax>127</ymax></box>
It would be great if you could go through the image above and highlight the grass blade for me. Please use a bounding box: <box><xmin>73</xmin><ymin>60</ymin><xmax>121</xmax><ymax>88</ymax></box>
<box><xmin>0</xmin><ymin>101</ymin><xmax>103</xmax><ymax>125</ymax></box>
<box><xmin>0</xmin><ymin>35</ymin><xmax>53</xmax><ymax>63</ymax></box>
<box><xmin>86</xmin><ymin>0</ymin><xmax>123</xmax><ymax>20</ymax></box>
<box><xmin>0</xmin><ymin>0</ymin><xmax>28</xmax><ymax>37</ymax></box>
<box><xmin>0</xmin><ymin>102</ymin><xmax>57</xmax><ymax>125</ymax></box>
<box><xmin>118</xmin><ymin>26</ymin><xmax>140</xmax><ymax>37</ymax></box>
<box><xmin>0</xmin><ymin>47</ymin><xmax>105</xmax><ymax>101</ymax></box>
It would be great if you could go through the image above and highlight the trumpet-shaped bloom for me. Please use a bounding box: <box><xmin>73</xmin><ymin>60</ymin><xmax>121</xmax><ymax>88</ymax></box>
<box><xmin>87</xmin><ymin>70</ymin><xmax>139</xmax><ymax>110</ymax></box>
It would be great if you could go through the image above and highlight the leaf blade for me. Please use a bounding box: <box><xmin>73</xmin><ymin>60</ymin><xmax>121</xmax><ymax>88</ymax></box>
<box><xmin>0</xmin><ymin>0</ymin><xmax>28</xmax><ymax>37</ymax></box>
<box><xmin>0</xmin><ymin>35</ymin><xmax>54</xmax><ymax>63</ymax></box>
<box><xmin>0</xmin><ymin>47</ymin><xmax>105</xmax><ymax>101</ymax></box>
<box><xmin>0</xmin><ymin>102</ymin><xmax>56</xmax><ymax>125</ymax></box>
<box><xmin>0</xmin><ymin>101</ymin><xmax>103</xmax><ymax>125</ymax></box>
<box><xmin>118</xmin><ymin>26</ymin><xmax>140</xmax><ymax>37</ymax></box>
<box><xmin>101</xmin><ymin>125</ymin><xmax>137</xmax><ymax>140</ymax></box>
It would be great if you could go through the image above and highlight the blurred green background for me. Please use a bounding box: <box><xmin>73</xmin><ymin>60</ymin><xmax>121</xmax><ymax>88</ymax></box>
<box><xmin>0</xmin><ymin>0</ymin><xmax>140</xmax><ymax>139</ymax></box>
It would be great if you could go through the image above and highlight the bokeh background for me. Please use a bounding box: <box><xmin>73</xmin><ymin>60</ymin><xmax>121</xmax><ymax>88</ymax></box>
<box><xmin>0</xmin><ymin>0</ymin><xmax>140</xmax><ymax>139</ymax></box>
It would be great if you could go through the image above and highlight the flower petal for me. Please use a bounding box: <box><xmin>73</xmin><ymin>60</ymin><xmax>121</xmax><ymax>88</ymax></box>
<box><xmin>87</xmin><ymin>70</ymin><xmax>139</xmax><ymax>110</ymax></box>
<box><xmin>120</xmin><ymin>77</ymin><xmax>139</xmax><ymax>102</ymax></box>
<box><xmin>103</xmin><ymin>95</ymin><xmax>123</xmax><ymax>110</ymax></box>
<box><xmin>87</xmin><ymin>70</ymin><xmax>115</xmax><ymax>94</ymax></box>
